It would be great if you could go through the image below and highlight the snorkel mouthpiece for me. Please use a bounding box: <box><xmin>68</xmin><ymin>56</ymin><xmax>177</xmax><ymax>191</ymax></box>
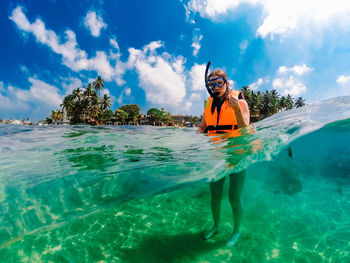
<box><xmin>205</xmin><ymin>61</ymin><xmax>215</xmax><ymax>97</ymax></box>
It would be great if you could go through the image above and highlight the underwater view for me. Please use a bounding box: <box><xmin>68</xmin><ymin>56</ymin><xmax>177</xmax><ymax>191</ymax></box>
<box><xmin>1</xmin><ymin>96</ymin><xmax>350</xmax><ymax>262</ymax></box>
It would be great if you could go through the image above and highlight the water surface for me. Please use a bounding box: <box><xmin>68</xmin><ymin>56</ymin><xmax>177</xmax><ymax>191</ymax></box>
<box><xmin>1</xmin><ymin>97</ymin><xmax>350</xmax><ymax>262</ymax></box>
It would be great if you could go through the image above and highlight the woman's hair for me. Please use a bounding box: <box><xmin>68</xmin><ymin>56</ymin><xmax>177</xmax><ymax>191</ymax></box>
<box><xmin>208</xmin><ymin>69</ymin><xmax>228</xmax><ymax>80</ymax></box>
<box><xmin>208</xmin><ymin>69</ymin><xmax>230</xmax><ymax>99</ymax></box>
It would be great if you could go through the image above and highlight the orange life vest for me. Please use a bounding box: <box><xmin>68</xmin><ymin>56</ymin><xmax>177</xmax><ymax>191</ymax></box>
<box><xmin>204</xmin><ymin>90</ymin><xmax>244</xmax><ymax>134</ymax></box>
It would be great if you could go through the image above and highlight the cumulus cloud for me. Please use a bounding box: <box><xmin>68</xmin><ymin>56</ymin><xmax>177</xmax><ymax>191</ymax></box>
<box><xmin>278</xmin><ymin>64</ymin><xmax>312</xmax><ymax>76</ymax></box>
<box><xmin>110</xmin><ymin>38</ymin><xmax>120</xmax><ymax>50</ymax></box>
<box><xmin>8</xmin><ymin>6</ymin><xmax>214</xmax><ymax>115</ymax></box>
<box><xmin>26</xmin><ymin>78</ymin><xmax>62</xmax><ymax>106</ymax></box>
<box><xmin>272</xmin><ymin>64</ymin><xmax>312</xmax><ymax>96</ymax></box>
<box><xmin>83</xmin><ymin>11</ymin><xmax>107</xmax><ymax>37</ymax></box>
<box><xmin>117</xmin><ymin>87</ymin><xmax>132</xmax><ymax>105</ymax></box>
<box><xmin>126</xmin><ymin>41</ymin><xmax>186</xmax><ymax>107</ymax></box>
<box><xmin>335</xmin><ymin>75</ymin><xmax>350</xmax><ymax>96</ymax></box>
<box><xmin>189</xmin><ymin>63</ymin><xmax>206</xmax><ymax>91</ymax></box>
<box><xmin>186</xmin><ymin>0</ymin><xmax>350</xmax><ymax>38</ymax></box>
<box><xmin>250</xmin><ymin>78</ymin><xmax>264</xmax><ymax>91</ymax></box>
<box><xmin>192</xmin><ymin>28</ymin><xmax>203</xmax><ymax>56</ymax></box>
<box><xmin>124</xmin><ymin>87</ymin><xmax>131</xmax><ymax>96</ymax></box>
<box><xmin>174</xmin><ymin>64</ymin><xmax>209</xmax><ymax>115</ymax></box>
<box><xmin>272</xmin><ymin>76</ymin><xmax>306</xmax><ymax>96</ymax></box>
<box><xmin>9</xmin><ymin>6</ymin><xmax>124</xmax><ymax>83</ymax></box>
<box><xmin>0</xmin><ymin>78</ymin><xmax>62</xmax><ymax>113</ymax></box>
<box><xmin>62</xmin><ymin>77</ymin><xmax>83</xmax><ymax>95</ymax></box>
<box><xmin>336</xmin><ymin>75</ymin><xmax>350</xmax><ymax>86</ymax></box>
<box><xmin>239</xmin><ymin>40</ymin><xmax>248</xmax><ymax>54</ymax></box>
<box><xmin>0</xmin><ymin>81</ymin><xmax>16</xmax><ymax>110</ymax></box>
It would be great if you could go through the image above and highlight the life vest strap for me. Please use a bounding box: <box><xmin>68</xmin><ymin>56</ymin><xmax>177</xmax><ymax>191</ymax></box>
<box><xmin>204</xmin><ymin>124</ymin><xmax>238</xmax><ymax>133</ymax></box>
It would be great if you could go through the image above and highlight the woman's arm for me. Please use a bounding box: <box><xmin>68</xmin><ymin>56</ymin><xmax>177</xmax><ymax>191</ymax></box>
<box><xmin>196</xmin><ymin>118</ymin><xmax>207</xmax><ymax>133</ymax></box>
<box><xmin>235</xmin><ymin>99</ymin><xmax>250</xmax><ymax>128</ymax></box>
<box><xmin>228</xmin><ymin>95</ymin><xmax>250</xmax><ymax>128</ymax></box>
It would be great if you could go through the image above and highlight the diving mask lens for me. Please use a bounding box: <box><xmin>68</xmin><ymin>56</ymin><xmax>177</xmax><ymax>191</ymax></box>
<box><xmin>207</xmin><ymin>77</ymin><xmax>226</xmax><ymax>90</ymax></box>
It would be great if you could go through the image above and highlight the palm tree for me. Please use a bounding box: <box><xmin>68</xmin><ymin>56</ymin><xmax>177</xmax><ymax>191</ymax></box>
<box><xmin>61</xmin><ymin>95</ymin><xmax>74</xmax><ymax>116</ymax></box>
<box><xmin>93</xmin><ymin>76</ymin><xmax>104</xmax><ymax>96</ymax></box>
<box><xmin>250</xmin><ymin>91</ymin><xmax>263</xmax><ymax>121</ymax></box>
<box><xmin>279</xmin><ymin>96</ymin><xmax>287</xmax><ymax>111</ymax></box>
<box><xmin>57</xmin><ymin>77</ymin><xmax>113</xmax><ymax>124</ymax></box>
<box><xmin>51</xmin><ymin>110</ymin><xmax>63</xmax><ymax>123</ymax></box>
<box><xmin>295</xmin><ymin>97</ymin><xmax>306</xmax><ymax>108</ymax></box>
<box><xmin>89</xmin><ymin>95</ymin><xmax>101</xmax><ymax>123</ymax></box>
<box><xmin>270</xmin><ymin>89</ymin><xmax>280</xmax><ymax>115</ymax></box>
<box><xmin>286</xmin><ymin>94</ymin><xmax>294</xmax><ymax>110</ymax></box>
<box><xmin>100</xmin><ymin>94</ymin><xmax>112</xmax><ymax>112</ymax></box>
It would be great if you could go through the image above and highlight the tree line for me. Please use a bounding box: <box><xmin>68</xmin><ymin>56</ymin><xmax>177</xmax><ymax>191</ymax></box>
<box><xmin>48</xmin><ymin>76</ymin><xmax>199</xmax><ymax>125</ymax></box>
<box><xmin>48</xmin><ymin>77</ymin><xmax>305</xmax><ymax>125</ymax></box>
<box><xmin>241</xmin><ymin>86</ymin><xmax>305</xmax><ymax>122</ymax></box>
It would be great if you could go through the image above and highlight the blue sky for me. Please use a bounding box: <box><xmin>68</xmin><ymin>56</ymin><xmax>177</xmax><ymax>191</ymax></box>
<box><xmin>1</xmin><ymin>0</ymin><xmax>350</xmax><ymax>121</ymax></box>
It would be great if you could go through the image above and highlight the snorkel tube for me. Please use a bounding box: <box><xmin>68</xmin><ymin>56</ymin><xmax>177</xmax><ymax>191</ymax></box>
<box><xmin>205</xmin><ymin>61</ymin><xmax>214</xmax><ymax>97</ymax></box>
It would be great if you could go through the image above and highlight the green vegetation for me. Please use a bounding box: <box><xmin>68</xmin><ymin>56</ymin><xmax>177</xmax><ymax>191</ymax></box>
<box><xmin>147</xmin><ymin>108</ymin><xmax>172</xmax><ymax>125</ymax></box>
<box><xmin>48</xmin><ymin>76</ymin><xmax>112</xmax><ymax>124</ymax></box>
<box><xmin>241</xmin><ymin>86</ymin><xmax>306</xmax><ymax>122</ymax></box>
<box><xmin>118</xmin><ymin>104</ymin><xmax>141</xmax><ymax>123</ymax></box>
<box><xmin>48</xmin><ymin>79</ymin><xmax>306</xmax><ymax>125</ymax></box>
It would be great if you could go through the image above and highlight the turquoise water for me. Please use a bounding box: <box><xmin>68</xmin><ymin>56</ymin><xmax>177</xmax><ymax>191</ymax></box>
<box><xmin>1</xmin><ymin>96</ymin><xmax>350</xmax><ymax>262</ymax></box>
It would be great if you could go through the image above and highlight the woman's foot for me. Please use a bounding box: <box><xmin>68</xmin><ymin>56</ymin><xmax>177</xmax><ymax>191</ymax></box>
<box><xmin>203</xmin><ymin>226</ymin><xmax>219</xmax><ymax>240</ymax></box>
<box><xmin>226</xmin><ymin>232</ymin><xmax>240</xmax><ymax>247</ymax></box>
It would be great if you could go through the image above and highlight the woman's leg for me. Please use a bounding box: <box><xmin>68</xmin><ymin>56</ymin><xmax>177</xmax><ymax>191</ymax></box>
<box><xmin>227</xmin><ymin>170</ymin><xmax>246</xmax><ymax>246</ymax></box>
<box><xmin>203</xmin><ymin>177</ymin><xmax>226</xmax><ymax>240</ymax></box>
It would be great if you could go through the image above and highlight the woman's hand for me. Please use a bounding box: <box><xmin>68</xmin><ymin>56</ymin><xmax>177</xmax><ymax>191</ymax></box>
<box><xmin>228</xmin><ymin>94</ymin><xmax>241</xmax><ymax>112</ymax></box>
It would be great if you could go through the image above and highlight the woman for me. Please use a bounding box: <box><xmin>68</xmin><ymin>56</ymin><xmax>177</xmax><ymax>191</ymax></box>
<box><xmin>197</xmin><ymin>69</ymin><xmax>250</xmax><ymax>247</ymax></box>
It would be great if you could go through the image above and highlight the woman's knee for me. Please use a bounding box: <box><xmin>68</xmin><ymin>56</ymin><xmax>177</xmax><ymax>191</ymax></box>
<box><xmin>229</xmin><ymin>195</ymin><xmax>243</xmax><ymax>208</ymax></box>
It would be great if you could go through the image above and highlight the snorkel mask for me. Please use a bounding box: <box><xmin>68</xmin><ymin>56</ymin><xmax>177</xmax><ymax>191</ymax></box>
<box><xmin>205</xmin><ymin>61</ymin><xmax>227</xmax><ymax>98</ymax></box>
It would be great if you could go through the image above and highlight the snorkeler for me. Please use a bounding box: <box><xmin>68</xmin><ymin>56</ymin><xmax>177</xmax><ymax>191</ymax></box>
<box><xmin>197</xmin><ymin>62</ymin><xmax>250</xmax><ymax>247</ymax></box>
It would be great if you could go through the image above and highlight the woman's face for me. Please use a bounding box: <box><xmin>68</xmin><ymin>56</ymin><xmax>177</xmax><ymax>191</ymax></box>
<box><xmin>208</xmin><ymin>75</ymin><xmax>227</xmax><ymax>97</ymax></box>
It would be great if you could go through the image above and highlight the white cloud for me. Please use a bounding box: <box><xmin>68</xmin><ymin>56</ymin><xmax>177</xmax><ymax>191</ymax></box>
<box><xmin>273</xmin><ymin>64</ymin><xmax>310</xmax><ymax>97</ymax></box>
<box><xmin>250</xmin><ymin>78</ymin><xmax>264</xmax><ymax>91</ymax></box>
<box><xmin>189</xmin><ymin>63</ymin><xmax>206</xmax><ymax>91</ymax></box>
<box><xmin>228</xmin><ymin>79</ymin><xmax>235</xmax><ymax>89</ymax></box>
<box><xmin>190</xmin><ymin>93</ymin><xmax>200</xmax><ymax>100</ymax></box>
<box><xmin>192</xmin><ymin>28</ymin><xmax>203</xmax><ymax>56</ymax></box>
<box><xmin>272</xmin><ymin>76</ymin><xmax>306</xmax><ymax>96</ymax></box>
<box><xmin>0</xmin><ymin>78</ymin><xmax>62</xmax><ymax>112</ymax></box>
<box><xmin>0</xmin><ymin>82</ymin><xmax>16</xmax><ymax>110</ymax></box>
<box><xmin>175</xmin><ymin>64</ymin><xmax>210</xmax><ymax>115</ymax></box>
<box><xmin>239</xmin><ymin>40</ymin><xmax>248</xmax><ymax>54</ymax></box>
<box><xmin>124</xmin><ymin>87</ymin><xmax>131</xmax><ymax>96</ymax></box>
<box><xmin>117</xmin><ymin>93</ymin><xmax>123</xmax><ymax>104</ymax></box>
<box><xmin>9</xmin><ymin>6</ymin><xmax>124</xmax><ymax>84</ymax></box>
<box><xmin>186</xmin><ymin>0</ymin><xmax>350</xmax><ymax>38</ymax></box>
<box><xmin>127</xmin><ymin>41</ymin><xmax>186</xmax><ymax>107</ymax></box>
<box><xmin>110</xmin><ymin>38</ymin><xmax>120</xmax><ymax>50</ymax></box>
<box><xmin>101</xmin><ymin>88</ymin><xmax>110</xmax><ymax>96</ymax></box>
<box><xmin>278</xmin><ymin>64</ymin><xmax>312</xmax><ymax>76</ymax></box>
<box><xmin>336</xmin><ymin>75</ymin><xmax>350</xmax><ymax>86</ymax></box>
<box><xmin>269</xmin><ymin>63</ymin><xmax>312</xmax><ymax>96</ymax></box>
<box><xmin>186</xmin><ymin>0</ymin><xmax>257</xmax><ymax>19</ymax></box>
<box><xmin>117</xmin><ymin>87</ymin><xmax>132</xmax><ymax>105</ymax></box>
<box><xmin>83</xmin><ymin>11</ymin><xmax>107</xmax><ymax>37</ymax></box>
<box><xmin>8</xmin><ymin>6</ymin><xmax>222</xmax><ymax>116</ymax></box>
<box><xmin>335</xmin><ymin>75</ymin><xmax>350</xmax><ymax>96</ymax></box>
<box><xmin>62</xmin><ymin>77</ymin><xmax>83</xmax><ymax>95</ymax></box>
<box><xmin>27</xmin><ymin>78</ymin><xmax>62</xmax><ymax>107</ymax></box>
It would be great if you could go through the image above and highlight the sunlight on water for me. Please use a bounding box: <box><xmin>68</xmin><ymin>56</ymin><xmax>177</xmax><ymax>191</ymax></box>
<box><xmin>1</xmin><ymin>96</ymin><xmax>350</xmax><ymax>262</ymax></box>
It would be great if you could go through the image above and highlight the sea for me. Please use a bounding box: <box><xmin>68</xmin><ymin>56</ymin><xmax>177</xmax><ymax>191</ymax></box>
<box><xmin>0</xmin><ymin>96</ymin><xmax>350</xmax><ymax>262</ymax></box>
